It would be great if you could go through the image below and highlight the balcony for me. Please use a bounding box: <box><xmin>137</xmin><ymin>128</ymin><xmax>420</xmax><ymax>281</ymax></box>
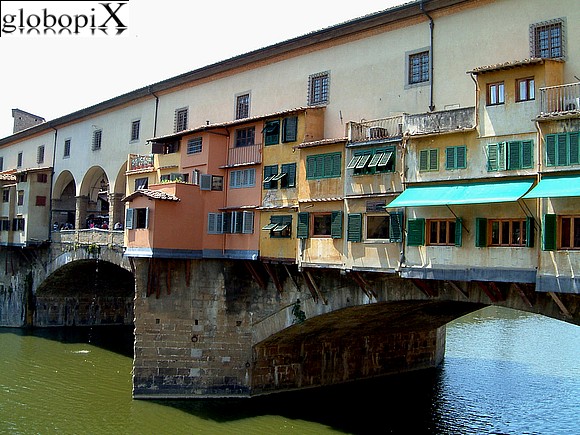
<box><xmin>128</xmin><ymin>154</ymin><xmax>154</xmax><ymax>172</ymax></box>
<box><xmin>539</xmin><ymin>82</ymin><xmax>580</xmax><ymax>116</ymax></box>
<box><xmin>226</xmin><ymin>143</ymin><xmax>262</xmax><ymax>167</ymax></box>
<box><xmin>404</xmin><ymin>107</ymin><xmax>476</xmax><ymax>136</ymax></box>
<box><xmin>348</xmin><ymin>115</ymin><xmax>403</xmax><ymax>143</ymax></box>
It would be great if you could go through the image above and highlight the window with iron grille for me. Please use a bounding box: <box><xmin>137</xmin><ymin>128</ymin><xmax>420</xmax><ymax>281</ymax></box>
<box><xmin>63</xmin><ymin>139</ymin><xmax>71</xmax><ymax>158</ymax></box>
<box><xmin>308</xmin><ymin>71</ymin><xmax>330</xmax><ymax>106</ymax></box>
<box><xmin>187</xmin><ymin>137</ymin><xmax>202</xmax><ymax>154</ymax></box>
<box><xmin>408</xmin><ymin>50</ymin><xmax>429</xmax><ymax>84</ymax></box>
<box><xmin>37</xmin><ymin>145</ymin><xmax>45</xmax><ymax>164</ymax></box>
<box><xmin>235</xmin><ymin>127</ymin><xmax>255</xmax><ymax>147</ymax></box>
<box><xmin>530</xmin><ymin>19</ymin><xmax>565</xmax><ymax>59</ymax></box>
<box><xmin>92</xmin><ymin>130</ymin><xmax>102</xmax><ymax>151</ymax></box>
<box><xmin>131</xmin><ymin>120</ymin><xmax>140</xmax><ymax>141</ymax></box>
<box><xmin>236</xmin><ymin>93</ymin><xmax>250</xmax><ymax>119</ymax></box>
<box><xmin>174</xmin><ymin>107</ymin><xmax>188</xmax><ymax>132</ymax></box>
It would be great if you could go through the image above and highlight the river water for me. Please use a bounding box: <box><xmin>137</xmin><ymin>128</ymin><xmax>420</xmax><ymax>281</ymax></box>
<box><xmin>0</xmin><ymin>306</ymin><xmax>578</xmax><ymax>435</ymax></box>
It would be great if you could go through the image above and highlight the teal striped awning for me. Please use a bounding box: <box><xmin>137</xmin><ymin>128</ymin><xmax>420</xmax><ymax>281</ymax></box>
<box><xmin>522</xmin><ymin>175</ymin><xmax>580</xmax><ymax>199</ymax></box>
<box><xmin>387</xmin><ymin>180</ymin><xmax>534</xmax><ymax>207</ymax></box>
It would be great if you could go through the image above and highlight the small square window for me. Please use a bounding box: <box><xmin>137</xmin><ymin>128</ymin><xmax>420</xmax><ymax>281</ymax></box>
<box><xmin>516</xmin><ymin>77</ymin><xmax>535</xmax><ymax>102</ymax></box>
<box><xmin>408</xmin><ymin>51</ymin><xmax>430</xmax><ymax>84</ymax></box>
<box><xmin>187</xmin><ymin>137</ymin><xmax>202</xmax><ymax>154</ymax></box>
<box><xmin>531</xmin><ymin>19</ymin><xmax>564</xmax><ymax>59</ymax></box>
<box><xmin>235</xmin><ymin>127</ymin><xmax>255</xmax><ymax>147</ymax></box>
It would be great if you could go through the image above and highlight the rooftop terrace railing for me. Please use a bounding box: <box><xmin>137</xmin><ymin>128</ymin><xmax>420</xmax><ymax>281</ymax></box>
<box><xmin>539</xmin><ymin>82</ymin><xmax>580</xmax><ymax>115</ymax></box>
<box><xmin>348</xmin><ymin>115</ymin><xmax>403</xmax><ymax>143</ymax></box>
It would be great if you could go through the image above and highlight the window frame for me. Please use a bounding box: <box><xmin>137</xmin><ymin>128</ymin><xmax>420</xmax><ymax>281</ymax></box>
<box><xmin>530</xmin><ymin>18</ymin><xmax>565</xmax><ymax>59</ymax></box>
<box><xmin>426</xmin><ymin>219</ymin><xmax>457</xmax><ymax>246</ymax></box>
<box><xmin>186</xmin><ymin>137</ymin><xmax>203</xmax><ymax>154</ymax></box>
<box><xmin>419</xmin><ymin>148</ymin><xmax>439</xmax><ymax>172</ymax></box>
<box><xmin>308</xmin><ymin>71</ymin><xmax>330</xmax><ymax>106</ymax></box>
<box><xmin>63</xmin><ymin>138</ymin><xmax>71</xmax><ymax>158</ymax></box>
<box><xmin>174</xmin><ymin>107</ymin><xmax>188</xmax><ymax>132</ymax></box>
<box><xmin>37</xmin><ymin>145</ymin><xmax>45</xmax><ymax>164</ymax></box>
<box><xmin>445</xmin><ymin>146</ymin><xmax>467</xmax><ymax>170</ymax></box>
<box><xmin>487</xmin><ymin>81</ymin><xmax>505</xmax><ymax>106</ymax></box>
<box><xmin>489</xmin><ymin>218</ymin><xmax>528</xmax><ymax>247</ymax></box>
<box><xmin>516</xmin><ymin>77</ymin><xmax>535</xmax><ymax>102</ymax></box>
<box><xmin>230</xmin><ymin>168</ymin><xmax>256</xmax><ymax>189</ymax></box>
<box><xmin>130</xmin><ymin>120</ymin><xmax>140</xmax><ymax>142</ymax></box>
<box><xmin>408</xmin><ymin>50</ymin><xmax>430</xmax><ymax>85</ymax></box>
<box><xmin>558</xmin><ymin>215</ymin><xmax>580</xmax><ymax>250</ymax></box>
<box><xmin>306</xmin><ymin>152</ymin><xmax>342</xmax><ymax>180</ymax></box>
<box><xmin>235</xmin><ymin>127</ymin><xmax>255</xmax><ymax>147</ymax></box>
<box><xmin>92</xmin><ymin>129</ymin><xmax>102</xmax><ymax>151</ymax></box>
<box><xmin>235</xmin><ymin>93</ymin><xmax>250</xmax><ymax>120</ymax></box>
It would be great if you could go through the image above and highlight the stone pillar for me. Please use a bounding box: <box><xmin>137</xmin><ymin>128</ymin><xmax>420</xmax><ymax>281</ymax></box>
<box><xmin>109</xmin><ymin>192</ymin><xmax>124</xmax><ymax>229</ymax></box>
<box><xmin>75</xmin><ymin>195</ymin><xmax>89</xmax><ymax>229</ymax></box>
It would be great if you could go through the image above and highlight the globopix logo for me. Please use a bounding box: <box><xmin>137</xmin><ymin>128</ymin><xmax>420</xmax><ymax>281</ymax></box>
<box><xmin>0</xmin><ymin>1</ymin><xmax>129</xmax><ymax>36</ymax></box>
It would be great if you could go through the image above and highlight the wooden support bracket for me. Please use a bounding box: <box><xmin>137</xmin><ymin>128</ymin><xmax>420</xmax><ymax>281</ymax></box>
<box><xmin>512</xmin><ymin>283</ymin><xmax>534</xmax><ymax>308</ymax></box>
<box><xmin>446</xmin><ymin>280</ymin><xmax>468</xmax><ymax>298</ymax></box>
<box><xmin>411</xmin><ymin>278</ymin><xmax>437</xmax><ymax>298</ymax></box>
<box><xmin>476</xmin><ymin>281</ymin><xmax>506</xmax><ymax>303</ymax></box>
<box><xmin>303</xmin><ymin>270</ymin><xmax>327</xmax><ymax>305</ymax></box>
<box><xmin>351</xmin><ymin>271</ymin><xmax>377</xmax><ymax>300</ymax></box>
<box><xmin>244</xmin><ymin>261</ymin><xmax>268</xmax><ymax>290</ymax></box>
<box><xmin>548</xmin><ymin>292</ymin><xmax>573</xmax><ymax>319</ymax></box>
<box><xmin>263</xmin><ymin>262</ymin><xmax>284</xmax><ymax>294</ymax></box>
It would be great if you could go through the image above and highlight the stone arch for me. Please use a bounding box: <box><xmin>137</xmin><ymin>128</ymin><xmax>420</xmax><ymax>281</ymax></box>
<box><xmin>51</xmin><ymin>170</ymin><xmax>77</xmax><ymax>229</ymax></box>
<box><xmin>78</xmin><ymin>166</ymin><xmax>109</xmax><ymax>229</ymax></box>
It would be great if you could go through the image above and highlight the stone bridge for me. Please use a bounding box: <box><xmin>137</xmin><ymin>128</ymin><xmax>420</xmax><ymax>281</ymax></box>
<box><xmin>0</xmin><ymin>235</ymin><xmax>578</xmax><ymax>398</ymax></box>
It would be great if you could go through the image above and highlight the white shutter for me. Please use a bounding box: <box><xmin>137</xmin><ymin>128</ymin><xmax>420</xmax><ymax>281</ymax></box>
<box><xmin>125</xmin><ymin>208</ymin><xmax>134</xmax><ymax>229</ymax></box>
<box><xmin>200</xmin><ymin>174</ymin><xmax>212</xmax><ymax>191</ymax></box>
<box><xmin>242</xmin><ymin>211</ymin><xmax>254</xmax><ymax>234</ymax></box>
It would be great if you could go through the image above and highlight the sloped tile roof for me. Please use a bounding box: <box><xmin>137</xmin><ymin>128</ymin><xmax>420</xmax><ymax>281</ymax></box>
<box><xmin>122</xmin><ymin>188</ymin><xmax>180</xmax><ymax>202</ymax></box>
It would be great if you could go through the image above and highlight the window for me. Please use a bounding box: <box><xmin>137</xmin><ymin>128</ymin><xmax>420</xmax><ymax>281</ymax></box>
<box><xmin>1</xmin><ymin>219</ymin><xmax>9</xmax><ymax>231</ymax></box>
<box><xmin>222</xmin><ymin>211</ymin><xmax>254</xmax><ymax>234</ymax></box>
<box><xmin>427</xmin><ymin>219</ymin><xmax>458</xmax><ymax>246</ymax></box>
<box><xmin>516</xmin><ymin>77</ymin><xmax>535</xmax><ymax>102</ymax></box>
<box><xmin>531</xmin><ymin>19</ymin><xmax>564</xmax><ymax>59</ymax></box>
<box><xmin>306</xmin><ymin>152</ymin><xmax>341</xmax><ymax>179</ymax></box>
<box><xmin>264</xmin><ymin>120</ymin><xmax>280</xmax><ymax>145</ymax></box>
<box><xmin>17</xmin><ymin>190</ymin><xmax>24</xmax><ymax>206</ymax></box>
<box><xmin>487</xmin><ymin>82</ymin><xmax>505</xmax><ymax>105</ymax></box>
<box><xmin>12</xmin><ymin>218</ymin><xmax>25</xmax><ymax>231</ymax></box>
<box><xmin>92</xmin><ymin>130</ymin><xmax>102</xmax><ymax>151</ymax></box>
<box><xmin>160</xmin><ymin>173</ymin><xmax>187</xmax><ymax>183</ymax></box>
<box><xmin>263</xmin><ymin>215</ymin><xmax>292</xmax><ymax>238</ymax></box>
<box><xmin>63</xmin><ymin>139</ymin><xmax>71</xmax><ymax>158</ymax></box>
<box><xmin>192</xmin><ymin>169</ymin><xmax>200</xmax><ymax>186</ymax></box>
<box><xmin>545</xmin><ymin>132</ymin><xmax>580</xmax><ymax>167</ymax></box>
<box><xmin>297</xmin><ymin>211</ymin><xmax>342</xmax><ymax>239</ymax></box>
<box><xmin>212</xmin><ymin>175</ymin><xmax>223</xmax><ymax>191</ymax></box>
<box><xmin>490</xmin><ymin>219</ymin><xmax>528</xmax><ymax>247</ymax></box>
<box><xmin>347</xmin><ymin>213</ymin><xmax>363</xmax><ymax>242</ymax></box>
<box><xmin>187</xmin><ymin>137</ymin><xmax>202</xmax><ymax>154</ymax></box>
<box><xmin>35</xmin><ymin>196</ymin><xmax>46</xmax><ymax>206</ymax></box>
<box><xmin>308</xmin><ymin>71</ymin><xmax>330</xmax><ymax>106</ymax></box>
<box><xmin>235</xmin><ymin>93</ymin><xmax>250</xmax><ymax>119</ymax></box>
<box><xmin>366</xmin><ymin>215</ymin><xmax>390</xmax><ymax>240</ymax></box>
<box><xmin>235</xmin><ymin>127</ymin><xmax>255</xmax><ymax>147</ymax></box>
<box><xmin>131</xmin><ymin>120</ymin><xmax>140</xmax><ymax>141</ymax></box>
<box><xmin>0</xmin><ymin>156</ymin><xmax>3</xmax><ymax>171</ymax></box>
<box><xmin>37</xmin><ymin>173</ymin><xmax>48</xmax><ymax>183</ymax></box>
<box><xmin>174</xmin><ymin>107</ymin><xmax>188</xmax><ymax>132</ymax></box>
<box><xmin>445</xmin><ymin>146</ymin><xmax>466</xmax><ymax>170</ymax></box>
<box><xmin>408</xmin><ymin>50</ymin><xmax>429</xmax><ymax>84</ymax></box>
<box><xmin>487</xmin><ymin>141</ymin><xmax>533</xmax><ymax>171</ymax></box>
<box><xmin>476</xmin><ymin>217</ymin><xmax>534</xmax><ymax>248</ymax></box>
<box><xmin>18</xmin><ymin>174</ymin><xmax>27</xmax><ymax>183</ymax></box>
<box><xmin>125</xmin><ymin>207</ymin><xmax>149</xmax><ymax>229</ymax></box>
<box><xmin>207</xmin><ymin>212</ymin><xmax>223</xmax><ymax>234</ymax></box>
<box><xmin>135</xmin><ymin>177</ymin><xmax>148</xmax><ymax>190</ymax></box>
<box><xmin>559</xmin><ymin>216</ymin><xmax>580</xmax><ymax>249</ymax></box>
<box><xmin>282</xmin><ymin>117</ymin><xmax>298</xmax><ymax>143</ymax></box>
<box><xmin>263</xmin><ymin>165</ymin><xmax>278</xmax><ymax>189</ymax></box>
<box><xmin>37</xmin><ymin>145</ymin><xmax>45</xmax><ymax>164</ymax></box>
<box><xmin>347</xmin><ymin>147</ymin><xmax>395</xmax><ymax>175</ymax></box>
<box><xmin>312</xmin><ymin>213</ymin><xmax>332</xmax><ymax>237</ymax></box>
<box><xmin>17</xmin><ymin>152</ymin><xmax>23</xmax><ymax>168</ymax></box>
<box><xmin>280</xmin><ymin>163</ymin><xmax>296</xmax><ymax>188</ymax></box>
<box><xmin>2</xmin><ymin>189</ymin><xmax>9</xmax><ymax>202</ymax></box>
<box><xmin>230</xmin><ymin>168</ymin><xmax>256</xmax><ymax>188</ymax></box>
<box><xmin>151</xmin><ymin>141</ymin><xmax>179</xmax><ymax>154</ymax></box>
<box><xmin>419</xmin><ymin>149</ymin><xmax>439</xmax><ymax>171</ymax></box>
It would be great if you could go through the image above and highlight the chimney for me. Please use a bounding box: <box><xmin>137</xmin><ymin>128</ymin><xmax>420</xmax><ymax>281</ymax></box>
<box><xmin>12</xmin><ymin>108</ymin><xmax>45</xmax><ymax>133</ymax></box>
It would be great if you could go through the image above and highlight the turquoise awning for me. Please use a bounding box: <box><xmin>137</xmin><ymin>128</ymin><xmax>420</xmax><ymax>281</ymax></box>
<box><xmin>387</xmin><ymin>180</ymin><xmax>534</xmax><ymax>207</ymax></box>
<box><xmin>522</xmin><ymin>175</ymin><xmax>580</xmax><ymax>199</ymax></box>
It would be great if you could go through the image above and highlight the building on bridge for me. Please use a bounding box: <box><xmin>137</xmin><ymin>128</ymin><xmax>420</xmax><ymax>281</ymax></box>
<box><xmin>0</xmin><ymin>0</ymin><xmax>578</xmax><ymax>398</ymax></box>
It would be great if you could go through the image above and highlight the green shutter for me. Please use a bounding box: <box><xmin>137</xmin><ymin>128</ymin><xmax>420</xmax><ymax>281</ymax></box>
<box><xmin>545</xmin><ymin>134</ymin><xmax>557</xmax><ymax>166</ymax></box>
<box><xmin>297</xmin><ymin>212</ymin><xmax>309</xmax><ymax>239</ymax></box>
<box><xmin>282</xmin><ymin>116</ymin><xmax>298</xmax><ymax>143</ymax></box>
<box><xmin>456</xmin><ymin>146</ymin><xmax>466</xmax><ymax>168</ymax></box>
<box><xmin>445</xmin><ymin>147</ymin><xmax>455</xmax><ymax>169</ymax></box>
<box><xmin>508</xmin><ymin>141</ymin><xmax>521</xmax><ymax>170</ymax></box>
<box><xmin>542</xmin><ymin>214</ymin><xmax>557</xmax><ymax>251</ymax></box>
<box><xmin>419</xmin><ymin>150</ymin><xmax>428</xmax><ymax>171</ymax></box>
<box><xmin>429</xmin><ymin>149</ymin><xmax>438</xmax><ymax>170</ymax></box>
<box><xmin>407</xmin><ymin>218</ymin><xmax>425</xmax><ymax>246</ymax></box>
<box><xmin>455</xmin><ymin>218</ymin><xmax>463</xmax><ymax>247</ymax></box>
<box><xmin>389</xmin><ymin>212</ymin><xmax>403</xmax><ymax>242</ymax></box>
<box><xmin>522</xmin><ymin>140</ymin><xmax>533</xmax><ymax>168</ymax></box>
<box><xmin>331</xmin><ymin>152</ymin><xmax>342</xmax><ymax>177</ymax></box>
<box><xmin>264</xmin><ymin>120</ymin><xmax>280</xmax><ymax>145</ymax></box>
<box><xmin>347</xmin><ymin>213</ymin><xmax>362</xmax><ymax>242</ymax></box>
<box><xmin>569</xmin><ymin>132</ymin><xmax>580</xmax><ymax>165</ymax></box>
<box><xmin>331</xmin><ymin>211</ymin><xmax>343</xmax><ymax>238</ymax></box>
<box><xmin>306</xmin><ymin>156</ymin><xmax>316</xmax><ymax>179</ymax></box>
<box><xmin>475</xmin><ymin>217</ymin><xmax>487</xmax><ymax>247</ymax></box>
<box><xmin>281</xmin><ymin>163</ymin><xmax>296</xmax><ymax>188</ymax></box>
<box><xmin>487</xmin><ymin>143</ymin><xmax>498</xmax><ymax>171</ymax></box>
<box><xmin>557</xmin><ymin>133</ymin><xmax>568</xmax><ymax>165</ymax></box>
<box><xmin>526</xmin><ymin>216</ymin><xmax>535</xmax><ymax>248</ymax></box>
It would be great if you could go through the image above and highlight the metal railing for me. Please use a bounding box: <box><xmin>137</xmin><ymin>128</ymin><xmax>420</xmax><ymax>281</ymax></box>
<box><xmin>227</xmin><ymin>143</ymin><xmax>262</xmax><ymax>166</ymax></box>
<box><xmin>348</xmin><ymin>115</ymin><xmax>403</xmax><ymax>143</ymax></box>
<box><xmin>539</xmin><ymin>82</ymin><xmax>580</xmax><ymax>115</ymax></box>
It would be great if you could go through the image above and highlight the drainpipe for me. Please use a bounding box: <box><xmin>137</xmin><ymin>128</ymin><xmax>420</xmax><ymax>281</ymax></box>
<box><xmin>149</xmin><ymin>86</ymin><xmax>159</xmax><ymax>137</ymax></box>
<box><xmin>48</xmin><ymin>125</ymin><xmax>58</xmax><ymax>242</ymax></box>
<box><xmin>421</xmin><ymin>0</ymin><xmax>435</xmax><ymax>111</ymax></box>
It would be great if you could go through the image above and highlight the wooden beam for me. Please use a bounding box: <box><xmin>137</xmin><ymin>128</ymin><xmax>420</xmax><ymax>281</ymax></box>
<box><xmin>548</xmin><ymin>292</ymin><xmax>573</xmax><ymax>319</ymax></box>
<box><xmin>475</xmin><ymin>281</ymin><xmax>505</xmax><ymax>303</ymax></box>
<box><xmin>244</xmin><ymin>261</ymin><xmax>268</xmax><ymax>290</ymax></box>
<box><xmin>446</xmin><ymin>280</ymin><xmax>468</xmax><ymax>298</ymax></box>
<box><xmin>263</xmin><ymin>262</ymin><xmax>284</xmax><ymax>294</ymax></box>
<box><xmin>350</xmin><ymin>271</ymin><xmax>377</xmax><ymax>299</ymax></box>
<box><xmin>512</xmin><ymin>283</ymin><xmax>533</xmax><ymax>308</ymax></box>
<box><xmin>303</xmin><ymin>271</ymin><xmax>327</xmax><ymax>304</ymax></box>
<box><xmin>283</xmin><ymin>264</ymin><xmax>300</xmax><ymax>291</ymax></box>
<box><xmin>411</xmin><ymin>278</ymin><xmax>437</xmax><ymax>297</ymax></box>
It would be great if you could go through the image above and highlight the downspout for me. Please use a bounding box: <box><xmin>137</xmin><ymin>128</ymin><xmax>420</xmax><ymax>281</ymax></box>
<box><xmin>149</xmin><ymin>86</ymin><xmax>159</xmax><ymax>137</ymax></box>
<box><xmin>469</xmin><ymin>72</ymin><xmax>480</xmax><ymax>136</ymax></box>
<box><xmin>421</xmin><ymin>0</ymin><xmax>435</xmax><ymax>111</ymax></box>
<box><xmin>48</xmin><ymin>125</ymin><xmax>58</xmax><ymax>242</ymax></box>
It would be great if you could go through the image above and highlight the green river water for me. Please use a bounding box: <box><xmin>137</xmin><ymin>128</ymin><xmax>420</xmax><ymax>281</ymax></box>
<box><xmin>1</xmin><ymin>306</ymin><xmax>579</xmax><ymax>435</ymax></box>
